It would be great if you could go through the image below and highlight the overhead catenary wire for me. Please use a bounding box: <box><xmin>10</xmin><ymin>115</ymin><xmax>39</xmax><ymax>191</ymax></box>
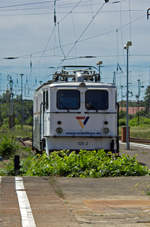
<box><xmin>38</xmin><ymin>25</ymin><xmax>56</xmax><ymax>61</ymax></box>
<box><xmin>57</xmin><ymin>0</ymin><xmax>83</xmax><ymax>24</ymax></box>
<box><xmin>0</xmin><ymin>0</ymin><xmax>146</xmax><ymax>17</ymax></box>
<box><xmin>38</xmin><ymin>0</ymin><xmax>83</xmax><ymax>66</ymax></box>
<box><xmin>119</xmin><ymin>0</ymin><xmax>126</xmax><ymax>66</ymax></box>
<box><xmin>70</xmin><ymin>11</ymin><xmax>78</xmax><ymax>63</ymax></box>
<box><xmin>64</xmin><ymin>1</ymin><xmax>106</xmax><ymax>60</ymax></box>
<box><xmin>0</xmin><ymin>0</ymin><xmax>103</xmax><ymax>12</ymax></box>
<box><xmin>0</xmin><ymin>8</ymin><xmax>147</xmax><ymax>15</ymax></box>
<box><xmin>0</xmin><ymin>0</ymin><xmax>104</xmax><ymax>8</ymax></box>
<box><xmin>0</xmin><ymin>0</ymin><xmax>84</xmax><ymax>9</ymax></box>
<box><xmin>0</xmin><ymin>12</ymin><xmax>145</xmax><ymax>62</ymax></box>
<box><xmin>128</xmin><ymin>0</ymin><xmax>132</xmax><ymax>41</ymax></box>
<box><xmin>58</xmin><ymin>14</ymin><xmax>144</xmax><ymax>61</ymax></box>
<box><xmin>0</xmin><ymin>0</ymin><xmax>149</xmax><ymax>94</ymax></box>
<box><xmin>56</xmin><ymin>0</ymin><xmax>83</xmax><ymax>61</ymax></box>
<box><xmin>57</xmin><ymin>22</ymin><xmax>66</xmax><ymax>58</ymax></box>
<box><xmin>0</xmin><ymin>1</ymin><xmax>51</xmax><ymax>9</ymax></box>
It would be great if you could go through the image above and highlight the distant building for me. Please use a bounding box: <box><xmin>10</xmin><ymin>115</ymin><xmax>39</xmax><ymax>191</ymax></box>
<box><xmin>119</xmin><ymin>107</ymin><xmax>145</xmax><ymax>115</ymax></box>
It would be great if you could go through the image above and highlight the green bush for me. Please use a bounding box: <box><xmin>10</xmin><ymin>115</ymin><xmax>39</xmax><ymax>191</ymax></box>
<box><xmin>119</xmin><ymin>119</ymin><xmax>126</xmax><ymax>126</ymax></box>
<box><xmin>129</xmin><ymin>117</ymin><xmax>138</xmax><ymax>126</ymax></box>
<box><xmin>0</xmin><ymin>136</ymin><xmax>18</xmax><ymax>158</ymax></box>
<box><xmin>119</xmin><ymin>111</ymin><xmax>126</xmax><ymax>119</ymax></box>
<box><xmin>0</xmin><ymin>159</ymin><xmax>15</xmax><ymax>175</ymax></box>
<box><xmin>140</xmin><ymin>117</ymin><xmax>150</xmax><ymax>125</ymax></box>
<box><xmin>129</xmin><ymin>117</ymin><xmax>150</xmax><ymax>127</ymax></box>
<box><xmin>1</xmin><ymin>117</ymin><xmax>9</xmax><ymax>130</ymax></box>
<box><xmin>15</xmin><ymin>150</ymin><xmax>150</xmax><ymax>177</ymax></box>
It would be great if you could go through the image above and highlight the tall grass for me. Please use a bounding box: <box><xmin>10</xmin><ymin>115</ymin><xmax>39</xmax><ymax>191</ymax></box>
<box><xmin>0</xmin><ymin>125</ymin><xmax>32</xmax><ymax>139</ymax></box>
<box><xmin>119</xmin><ymin>117</ymin><xmax>150</xmax><ymax>139</ymax></box>
<box><xmin>130</xmin><ymin>126</ymin><xmax>150</xmax><ymax>139</ymax></box>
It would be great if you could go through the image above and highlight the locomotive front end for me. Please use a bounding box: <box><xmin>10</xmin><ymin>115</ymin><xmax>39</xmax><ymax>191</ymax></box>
<box><xmin>33</xmin><ymin>66</ymin><xmax>119</xmax><ymax>154</ymax></box>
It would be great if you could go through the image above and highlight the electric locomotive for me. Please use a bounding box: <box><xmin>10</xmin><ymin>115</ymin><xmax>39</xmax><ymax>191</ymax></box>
<box><xmin>32</xmin><ymin>65</ymin><xmax>119</xmax><ymax>154</ymax></box>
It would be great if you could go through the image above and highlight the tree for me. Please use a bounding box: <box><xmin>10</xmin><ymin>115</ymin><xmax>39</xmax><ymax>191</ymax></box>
<box><xmin>0</xmin><ymin>91</ymin><xmax>33</xmax><ymax>127</ymax></box>
<box><xmin>144</xmin><ymin>86</ymin><xmax>150</xmax><ymax>115</ymax></box>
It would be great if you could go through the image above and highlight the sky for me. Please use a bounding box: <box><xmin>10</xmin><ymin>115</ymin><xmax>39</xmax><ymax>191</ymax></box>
<box><xmin>0</xmin><ymin>0</ymin><xmax>150</xmax><ymax>100</ymax></box>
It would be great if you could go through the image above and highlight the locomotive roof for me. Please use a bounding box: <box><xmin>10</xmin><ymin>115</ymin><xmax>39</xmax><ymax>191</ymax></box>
<box><xmin>35</xmin><ymin>80</ymin><xmax>116</xmax><ymax>92</ymax></box>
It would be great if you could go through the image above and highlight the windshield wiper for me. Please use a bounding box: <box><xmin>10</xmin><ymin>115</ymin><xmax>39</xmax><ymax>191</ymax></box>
<box><xmin>61</xmin><ymin>104</ymin><xmax>70</xmax><ymax>111</ymax></box>
<box><xmin>86</xmin><ymin>103</ymin><xmax>99</xmax><ymax>111</ymax></box>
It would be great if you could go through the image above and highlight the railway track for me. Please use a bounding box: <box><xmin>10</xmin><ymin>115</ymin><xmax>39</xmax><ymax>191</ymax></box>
<box><xmin>129</xmin><ymin>137</ymin><xmax>150</xmax><ymax>144</ymax></box>
<box><xmin>17</xmin><ymin>137</ymin><xmax>32</xmax><ymax>147</ymax></box>
<box><xmin>20</xmin><ymin>137</ymin><xmax>150</xmax><ymax>148</ymax></box>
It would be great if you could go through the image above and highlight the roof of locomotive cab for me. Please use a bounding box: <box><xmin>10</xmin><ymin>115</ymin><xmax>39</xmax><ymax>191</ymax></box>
<box><xmin>35</xmin><ymin>80</ymin><xmax>116</xmax><ymax>92</ymax></box>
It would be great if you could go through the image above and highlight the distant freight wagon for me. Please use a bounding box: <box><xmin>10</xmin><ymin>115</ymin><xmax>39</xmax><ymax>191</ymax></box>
<box><xmin>32</xmin><ymin>65</ymin><xmax>119</xmax><ymax>154</ymax></box>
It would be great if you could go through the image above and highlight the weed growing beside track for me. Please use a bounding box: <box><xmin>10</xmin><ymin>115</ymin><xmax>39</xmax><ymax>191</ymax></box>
<box><xmin>1</xmin><ymin>150</ymin><xmax>149</xmax><ymax>177</ymax></box>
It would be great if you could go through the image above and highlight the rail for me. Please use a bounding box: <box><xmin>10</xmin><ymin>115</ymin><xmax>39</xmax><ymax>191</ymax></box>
<box><xmin>119</xmin><ymin>136</ymin><xmax>150</xmax><ymax>144</ymax></box>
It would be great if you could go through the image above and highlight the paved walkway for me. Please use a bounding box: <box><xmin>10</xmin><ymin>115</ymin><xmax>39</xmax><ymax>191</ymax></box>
<box><xmin>120</xmin><ymin>141</ymin><xmax>150</xmax><ymax>150</ymax></box>
<box><xmin>0</xmin><ymin>176</ymin><xmax>150</xmax><ymax>227</ymax></box>
<box><xmin>0</xmin><ymin>141</ymin><xmax>150</xmax><ymax>226</ymax></box>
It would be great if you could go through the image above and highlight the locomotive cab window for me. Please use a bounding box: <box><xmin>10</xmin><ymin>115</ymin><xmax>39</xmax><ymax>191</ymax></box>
<box><xmin>57</xmin><ymin>90</ymin><xmax>80</xmax><ymax>110</ymax></box>
<box><xmin>46</xmin><ymin>90</ymin><xmax>49</xmax><ymax>109</ymax></box>
<box><xmin>43</xmin><ymin>90</ymin><xmax>49</xmax><ymax>111</ymax></box>
<box><xmin>85</xmin><ymin>90</ymin><xmax>108</xmax><ymax>110</ymax></box>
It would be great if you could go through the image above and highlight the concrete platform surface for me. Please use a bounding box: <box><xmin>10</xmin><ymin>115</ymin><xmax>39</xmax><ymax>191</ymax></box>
<box><xmin>0</xmin><ymin>176</ymin><xmax>150</xmax><ymax>226</ymax></box>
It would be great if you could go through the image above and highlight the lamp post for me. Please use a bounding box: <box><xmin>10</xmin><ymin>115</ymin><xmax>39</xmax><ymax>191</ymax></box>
<box><xmin>120</xmin><ymin>85</ymin><xmax>124</xmax><ymax>108</ymax></box>
<box><xmin>96</xmin><ymin>61</ymin><xmax>103</xmax><ymax>82</ymax></box>
<box><xmin>124</xmin><ymin>41</ymin><xmax>132</xmax><ymax>150</ymax></box>
<box><xmin>20</xmin><ymin>73</ymin><xmax>24</xmax><ymax>128</ymax></box>
<box><xmin>136</xmin><ymin>79</ymin><xmax>144</xmax><ymax>125</ymax></box>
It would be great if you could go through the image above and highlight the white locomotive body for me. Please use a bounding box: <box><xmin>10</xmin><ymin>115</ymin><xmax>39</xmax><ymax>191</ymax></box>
<box><xmin>33</xmin><ymin>66</ymin><xmax>119</xmax><ymax>155</ymax></box>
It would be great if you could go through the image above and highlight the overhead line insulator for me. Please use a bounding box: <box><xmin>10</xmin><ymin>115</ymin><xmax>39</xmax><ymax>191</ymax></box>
<box><xmin>54</xmin><ymin>14</ymin><xmax>57</xmax><ymax>25</ymax></box>
<box><xmin>54</xmin><ymin>0</ymin><xmax>57</xmax><ymax>26</ymax></box>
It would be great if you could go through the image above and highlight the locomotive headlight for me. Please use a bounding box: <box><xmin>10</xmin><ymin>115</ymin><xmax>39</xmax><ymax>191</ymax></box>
<box><xmin>56</xmin><ymin>127</ymin><xmax>63</xmax><ymax>134</ymax></box>
<box><xmin>103</xmin><ymin>127</ymin><xmax>109</xmax><ymax>134</ymax></box>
